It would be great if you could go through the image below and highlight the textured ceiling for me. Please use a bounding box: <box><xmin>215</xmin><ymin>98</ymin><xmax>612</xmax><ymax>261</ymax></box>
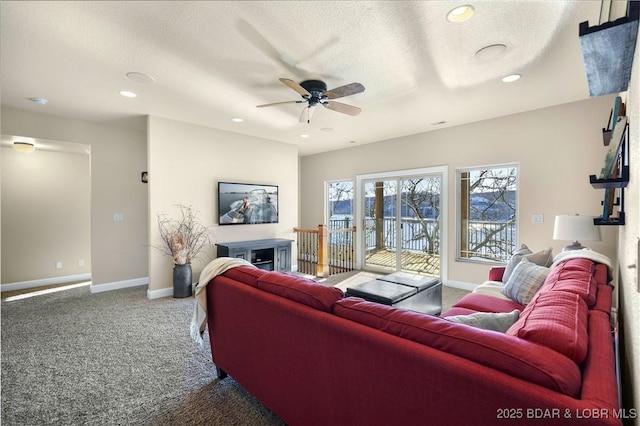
<box><xmin>1</xmin><ymin>1</ymin><xmax>606</xmax><ymax>156</ymax></box>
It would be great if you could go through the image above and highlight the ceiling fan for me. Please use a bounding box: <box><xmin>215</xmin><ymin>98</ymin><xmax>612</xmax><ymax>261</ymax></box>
<box><xmin>257</xmin><ymin>78</ymin><xmax>365</xmax><ymax>123</ymax></box>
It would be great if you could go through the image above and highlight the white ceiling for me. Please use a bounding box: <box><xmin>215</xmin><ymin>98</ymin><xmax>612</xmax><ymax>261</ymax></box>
<box><xmin>0</xmin><ymin>1</ymin><xmax>611</xmax><ymax>156</ymax></box>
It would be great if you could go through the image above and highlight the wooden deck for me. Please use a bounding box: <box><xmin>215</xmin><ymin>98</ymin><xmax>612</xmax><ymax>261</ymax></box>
<box><xmin>365</xmin><ymin>249</ymin><xmax>440</xmax><ymax>276</ymax></box>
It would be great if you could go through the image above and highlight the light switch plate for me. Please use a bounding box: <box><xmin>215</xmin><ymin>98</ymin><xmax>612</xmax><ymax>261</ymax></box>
<box><xmin>532</xmin><ymin>214</ymin><xmax>544</xmax><ymax>224</ymax></box>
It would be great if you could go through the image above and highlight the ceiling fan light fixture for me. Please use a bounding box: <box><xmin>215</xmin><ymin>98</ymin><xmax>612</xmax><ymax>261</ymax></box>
<box><xmin>502</xmin><ymin>74</ymin><xmax>522</xmax><ymax>83</ymax></box>
<box><xmin>447</xmin><ymin>5</ymin><xmax>475</xmax><ymax>22</ymax></box>
<box><xmin>13</xmin><ymin>141</ymin><xmax>35</xmax><ymax>153</ymax></box>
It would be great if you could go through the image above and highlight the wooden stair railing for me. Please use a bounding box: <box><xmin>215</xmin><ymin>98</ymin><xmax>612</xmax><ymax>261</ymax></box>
<box><xmin>293</xmin><ymin>224</ymin><xmax>356</xmax><ymax>278</ymax></box>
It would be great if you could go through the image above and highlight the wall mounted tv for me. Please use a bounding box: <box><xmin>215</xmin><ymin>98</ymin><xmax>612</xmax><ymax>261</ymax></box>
<box><xmin>218</xmin><ymin>182</ymin><xmax>278</xmax><ymax>225</ymax></box>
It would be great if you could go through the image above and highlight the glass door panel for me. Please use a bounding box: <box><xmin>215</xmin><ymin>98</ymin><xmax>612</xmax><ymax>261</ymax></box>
<box><xmin>399</xmin><ymin>176</ymin><xmax>441</xmax><ymax>277</ymax></box>
<box><xmin>362</xmin><ymin>179</ymin><xmax>397</xmax><ymax>272</ymax></box>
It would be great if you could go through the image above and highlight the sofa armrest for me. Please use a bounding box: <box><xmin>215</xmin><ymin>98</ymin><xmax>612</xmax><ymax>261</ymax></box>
<box><xmin>488</xmin><ymin>266</ymin><xmax>506</xmax><ymax>282</ymax></box>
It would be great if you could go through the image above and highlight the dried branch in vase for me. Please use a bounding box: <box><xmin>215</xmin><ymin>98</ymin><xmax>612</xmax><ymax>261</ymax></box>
<box><xmin>156</xmin><ymin>205</ymin><xmax>213</xmax><ymax>265</ymax></box>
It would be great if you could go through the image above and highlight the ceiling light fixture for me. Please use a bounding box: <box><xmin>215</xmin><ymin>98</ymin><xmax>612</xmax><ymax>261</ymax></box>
<box><xmin>446</xmin><ymin>5</ymin><xmax>475</xmax><ymax>22</ymax></box>
<box><xmin>300</xmin><ymin>134</ymin><xmax>310</xmax><ymax>138</ymax></box>
<box><xmin>232</xmin><ymin>117</ymin><xmax>244</xmax><ymax>123</ymax></box>
<box><xmin>119</xmin><ymin>90</ymin><xmax>137</xmax><ymax>98</ymax></box>
<box><xmin>30</xmin><ymin>97</ymin><xmax>48</xmax><ymax>105</ymax></box>
<box><xmin>13</xmin><ymin>141</ymin><xmax>35</xmax><ymax>153</ymax></box>
<box><xmin>502</xmin><ymin>74</ymin><xmax>522</xmax><ymax>83</ymax></box>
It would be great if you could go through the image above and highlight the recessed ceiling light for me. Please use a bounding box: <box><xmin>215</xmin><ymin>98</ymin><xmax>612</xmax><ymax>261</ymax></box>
<box><xmin>446</xmin><ymin>5</ymin><xmax>475</xmax><ymax>22</ymax></box>
<box><xmin>232</xmin><ymin>117</ymin><xmax>244</xmax><ymax>123</ymax></box>
<box><xmin>30</xmin><ymin>97</ymin><xmax>48</xmax><ymax>105</ymax></box>
<box><xmin>13</xmin><ymin>141</ymin><xmax>35</xmax><ymax>153</ymax></box>
<box><xmin>300</xmin><ymin>134</ymin><xmax>310</xmax><ymax>138</ymax></box>
<box><xmin>502</xmin><ymin>74</ymin><xmax>521</xmax><ymax>83</ymax></box>
<box><xmin>126</xmin><ymin>72</ymin><xmax>155</xmax><ymax>84</ymax></box>
<box><xmin>119</xmin><ymin>90</ymin><xmax>137</xmax><ymax>98</ymax></box>
<box><xmin>320</xmin><ymin>127</ymin><xmax>334</xmax><ymax>132</ymax></box>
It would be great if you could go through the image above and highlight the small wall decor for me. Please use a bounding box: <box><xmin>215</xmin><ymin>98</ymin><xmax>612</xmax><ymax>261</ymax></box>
<box><xmin>141</xmin><ymin>171</ymin><xmax>148</xmax><ymax>183</ymax></box>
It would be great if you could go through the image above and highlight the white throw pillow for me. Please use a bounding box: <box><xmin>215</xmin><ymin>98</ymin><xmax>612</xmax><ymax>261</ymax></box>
<box><xmin>446</xmin><ymin>309</ymin><xmax>521</xmax><ymax>333</ymax></box>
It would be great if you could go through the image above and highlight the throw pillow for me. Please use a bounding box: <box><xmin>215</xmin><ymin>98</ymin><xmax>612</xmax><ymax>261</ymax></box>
<box><xmin>502</xmin><ymin>244</ymin><xmax>532</xmax><ymax>282</ymax></box>
<box><xmin>502</xmin><ymin>245</ymin><xmax>553</xmax><ymax>283</ymax></box>
<box><xmin>502</xmin><ymin>259</ymin><xmax>550</xmax><ymax>305</ymax></box>
<box><xmin>445</xmin><ymin>309</ymin><xmax>521</xmax><ymax>332</ymax></box>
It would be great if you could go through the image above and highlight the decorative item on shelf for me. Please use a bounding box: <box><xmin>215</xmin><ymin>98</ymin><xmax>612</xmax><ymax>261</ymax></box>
<box><xmin>553</xmin><ymin>214</ymin><xmax>602</xmax><ymax>251</ymax></box>
<box><xmin>579</xmin><ymin>1</ymin><xmax>639</xmax><ymax>97</ymax></box>
<box><xmin>156</xmin><ymin>204</ymin><xmax>213</xmax><ymax>298</ymax></box>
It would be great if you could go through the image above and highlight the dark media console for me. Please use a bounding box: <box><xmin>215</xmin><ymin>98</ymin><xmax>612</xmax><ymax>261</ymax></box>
<box><xmin>216</xmin><ymin>238</ymin><xmax>292</xmax><ymax>272</ymax></box>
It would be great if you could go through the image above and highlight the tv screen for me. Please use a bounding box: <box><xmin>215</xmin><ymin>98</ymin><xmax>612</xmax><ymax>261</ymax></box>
<box><xmin>218</xmin><ymin>182</ymin><xmax>279</xmax><ymax>225</ymax></box>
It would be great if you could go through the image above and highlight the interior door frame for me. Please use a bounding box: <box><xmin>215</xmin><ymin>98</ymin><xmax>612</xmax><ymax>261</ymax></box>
<box><xmin>355</xmin><ymin>166</ymin><xmax>448</xmax><ymax>282</ymax></box>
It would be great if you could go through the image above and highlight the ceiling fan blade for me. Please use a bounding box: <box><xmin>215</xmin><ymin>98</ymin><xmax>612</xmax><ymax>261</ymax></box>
<box><xmin>299</xmin><ymin>105</ymin><xmax>316</xmax><ymax>123</ymax></box>
<box><xmin>323</xmin><ymin>101</ymin><xmax>361</xmax><ymax>116</ymax></box>
<box><xmin>257</xmin><ymin>100</ymin><xmax>304</xmax><ymax>108</ymax></box>
<box><xmin>280</xmin><ymin>78</ymin><xmax>311</xmax><ymax>97</ymax></box>
<box><xmin>324</xmin><ymin>82</ymin><xmax>365</xmax><ymax>99</ymax></box>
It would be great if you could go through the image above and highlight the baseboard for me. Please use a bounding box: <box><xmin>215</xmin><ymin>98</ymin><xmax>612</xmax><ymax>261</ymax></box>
<box><xmin>443</xmin><ymin>280</ymin><xmax>477</xmax><ymax>292</ymax></box>
<box><xmin>90</xmin><ymin>277</ymin><xmax>148</xmax><ymax>293</ymax></box>
<box><xmin>1</xmin><ymin>273</ymin><xmax>92</xmax><ymax>292</ymax></box>
<box><xmin>147</xmin><ymin>286</ymin><xmax>174</xmax><ymax>299</ymax></box>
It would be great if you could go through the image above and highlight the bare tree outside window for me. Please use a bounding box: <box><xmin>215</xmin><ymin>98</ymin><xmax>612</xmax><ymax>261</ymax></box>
<box><xmin>327</xmin><ymin>180</ymin><xmax>354</xmax><ymax>229</ymax></box>
<box><xmin>457</xmin><ymin>165</ymin><xmax>517</xmax><ymax>262</ymax></box>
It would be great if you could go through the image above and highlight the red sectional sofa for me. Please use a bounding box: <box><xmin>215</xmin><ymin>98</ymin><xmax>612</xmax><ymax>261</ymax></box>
<box><xmin>205</xmin><ymin>257</ymin><xmax>620</xmax><ymax>426</ymax></box>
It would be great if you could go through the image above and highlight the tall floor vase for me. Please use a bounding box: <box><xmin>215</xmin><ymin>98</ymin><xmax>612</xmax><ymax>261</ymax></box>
<box><xmin>173</xmin><ymin>263</ymin><xmax>192</xmax><ymax>298</ymax></box>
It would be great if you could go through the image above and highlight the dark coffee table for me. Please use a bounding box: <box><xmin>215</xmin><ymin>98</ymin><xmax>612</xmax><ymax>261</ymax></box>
<box><xmin>345</xmin><ymin>272</ymin><xmax>442</xmax><ymax>315</ymax></box>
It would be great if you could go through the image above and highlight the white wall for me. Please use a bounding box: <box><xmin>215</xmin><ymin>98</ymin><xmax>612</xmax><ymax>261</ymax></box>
<box><xmin>147</xmin><ymin>116</ymin><xmax>298</xmax><ymax>296</ymax></box>
<box><xmin>300</xmin><ymin>96</ymin><xmax>618</xmax><ymax>285</ymax></box>
<box><xmin>0</xmin><ymin>107</ymin><xmax>148</xmax><ymax>290</ymax></box>
<box><xmin>617</xmin><ymin>29</ymin><xmax>640</xmax><ymax>416</ymax></box>
<box><xmin>1</xmin><ymin>145</ymin><xmax>90</xmax><ymax>283</ymax></box>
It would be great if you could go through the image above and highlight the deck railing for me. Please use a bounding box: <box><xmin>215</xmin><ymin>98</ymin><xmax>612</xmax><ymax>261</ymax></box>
<box><xmin>294</xmin><ymin>224</ymin><xmax>356</xmax><ymax>277</ymax></box>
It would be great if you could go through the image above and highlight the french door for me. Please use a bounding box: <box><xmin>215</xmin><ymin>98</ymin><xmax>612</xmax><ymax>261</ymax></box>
<box><xmin>357</xmin><ymin>167</ymin><xmax>446</xmax><ymax>279</ymax></box>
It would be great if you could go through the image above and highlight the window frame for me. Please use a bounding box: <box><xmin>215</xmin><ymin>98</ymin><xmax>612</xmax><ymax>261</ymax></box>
<box><xmin>456</xmin><ymin>163</ymin><xmax>519</xmax><ymax>264</ymax></box>
<box><xmin>325</xmin><ymin>179</ymin><xmax>355</xmax><ymax>229</ymax></box>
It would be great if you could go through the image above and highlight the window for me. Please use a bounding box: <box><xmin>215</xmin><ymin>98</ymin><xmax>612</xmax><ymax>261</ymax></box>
<box><xmin>457</xmin><ymin>165</ymin><xmax>518</xmax><ymax>262</ymax></box>
<box><xmin>327</xmin><ymin>180</ymin><xmax>354</xmax><ymax>229</ymax></box>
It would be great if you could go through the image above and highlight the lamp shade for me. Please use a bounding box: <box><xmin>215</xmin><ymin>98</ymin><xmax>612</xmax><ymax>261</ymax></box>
<box><xmin>553</xmin><ymin>215</ymin><xmax>601</xmax><ymax>250</ymax></box>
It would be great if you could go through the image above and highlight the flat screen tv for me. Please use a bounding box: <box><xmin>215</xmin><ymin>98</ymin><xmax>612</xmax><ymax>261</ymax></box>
<box><xmin>218</xmin><ymin>182</ymin><xmax>279</xmax><ymax>225</ymax></box>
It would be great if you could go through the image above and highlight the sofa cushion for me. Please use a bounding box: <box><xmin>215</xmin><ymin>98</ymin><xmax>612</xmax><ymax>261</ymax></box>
<box><xmin>506</xmin><ymin>291</ymin><xmax>589</xmax><ymax>364</ymax></box>
<box><xmin>221</xmin><ymin>266</ymin><xmax>268</xmax><ymax>288</ymax></box>
<box><xmin>503</xmin><ymin>245</ymin><xmax>553</xmax><ymax>283</ymax></box>
<box><xmin>540</xmin><ymin>258</ymin><xmax>597</xmax><ymax>307</ymax></box>
<box><xmin>502</xmin><ymin>259</ymin><xmax>550</xmax><ymax>305</ymax></box>
<box><xmin>257</xmin><ymin>271</ymin><xmax>343</xmax><ymax>312</ymax></box>
<box><xmin>451</xmin><ymin>292</ymin><xmax>524</xmax><ymax>313</ymax></box>
<box><xmin>592</xmin><ymin>284</ymin><xmax>611</xmax><ymax>314</ymax></box>
<box><xmin>335</xmin><ymin>298</ymin><xmax>581</xmax><ymax>397</ymax></box>
<box><xmin>445</xmin><ymin>310</ymin><xmax>520</xmax><ymax>332</ymax></box>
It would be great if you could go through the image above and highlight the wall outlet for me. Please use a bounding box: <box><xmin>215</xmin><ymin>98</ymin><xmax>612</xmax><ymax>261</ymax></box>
<box><xmin>56</xmin><ymin>261</ymin><xmax>63</xmax><ymax>269</ymax></box>
<box><xmin>532</xmin><ymin>214</ymin><xmax>544</xmax><ymax>224</ymax></box>
<box><xmin>78</xmin><ymin>259</ymin><xmax>85</xmax><ymax>267</ymax></box>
